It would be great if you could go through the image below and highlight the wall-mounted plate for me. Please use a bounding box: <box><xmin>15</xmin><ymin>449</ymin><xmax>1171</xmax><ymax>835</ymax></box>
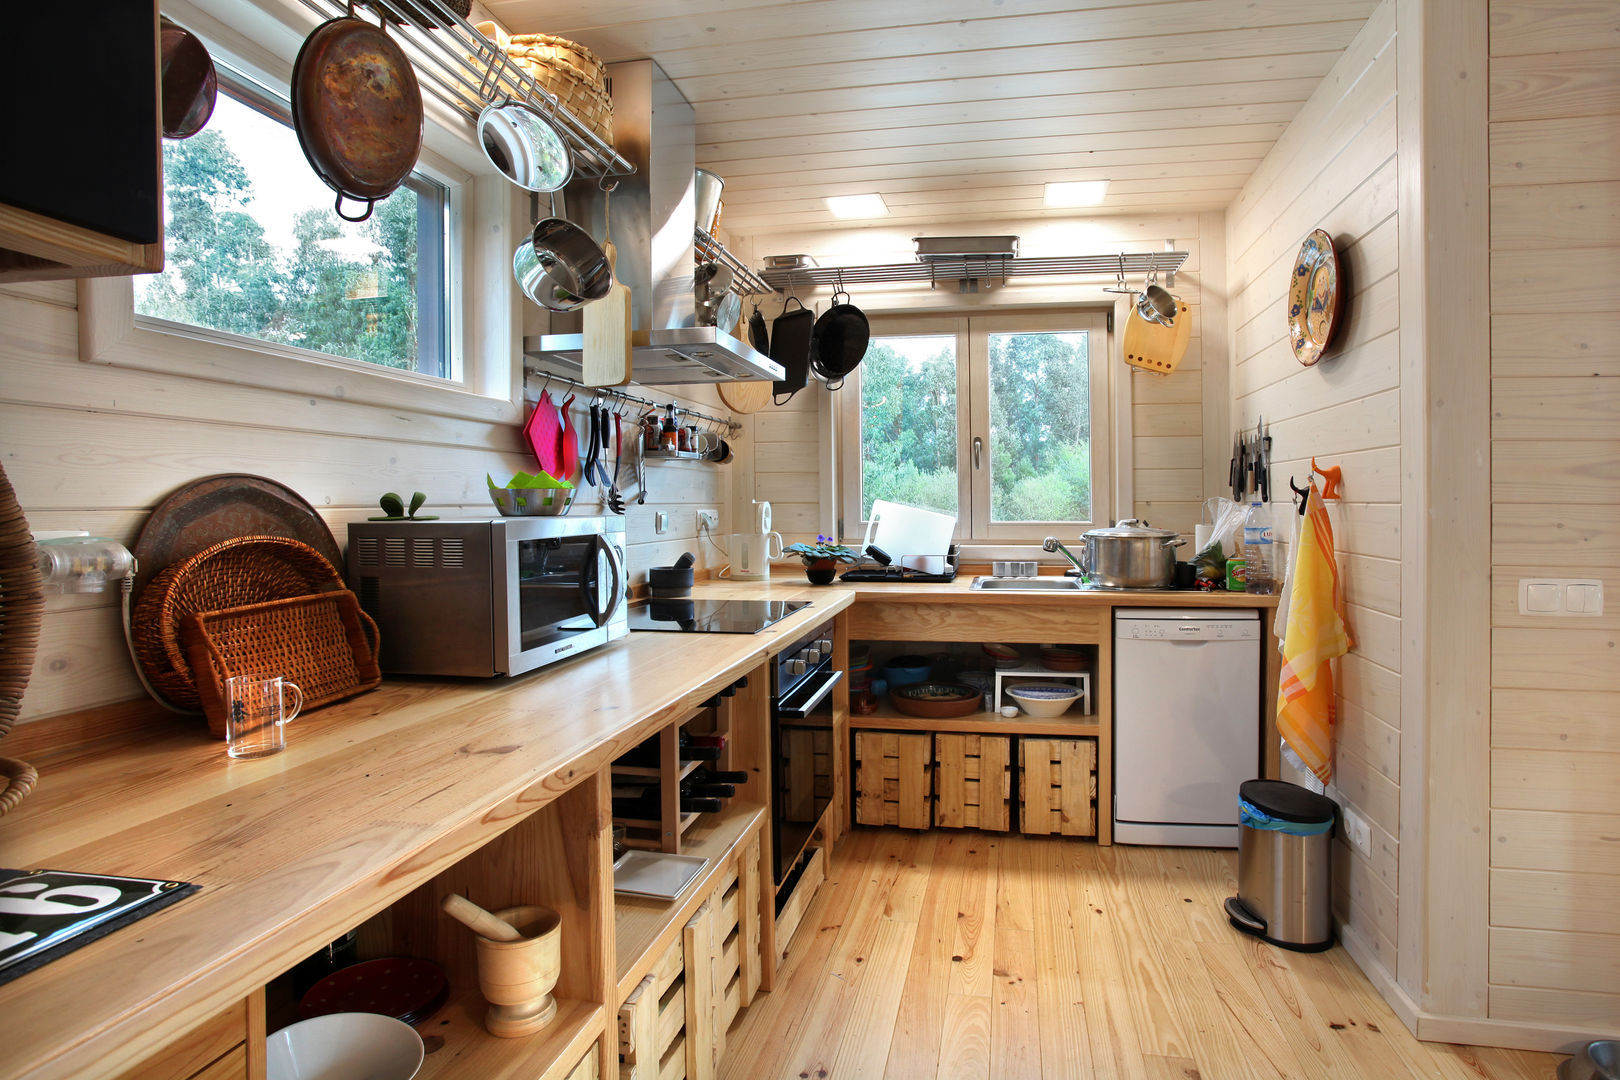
<box><xmin>1288</xmin><ymin>229</ymin><xmax>1342</xmax><ymax>366</ymax></box>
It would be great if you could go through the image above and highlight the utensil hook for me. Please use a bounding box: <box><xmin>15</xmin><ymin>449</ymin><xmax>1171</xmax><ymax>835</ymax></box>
<box><xmin>1290</xmin><ymin>477</ymin><xmax>1311</xmax><ymax>516</ymax></box>
<box><xmin>1115</xmin><ymin>254</ymin><xmax>1127</xmax><ymax>291</ymax></box>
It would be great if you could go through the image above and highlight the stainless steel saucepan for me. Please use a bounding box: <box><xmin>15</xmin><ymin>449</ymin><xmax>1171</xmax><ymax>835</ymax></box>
<box><xmin>1068</xmin><ymin>519</ymin><xmax>1186</xmax><ymax>589</ymax></box>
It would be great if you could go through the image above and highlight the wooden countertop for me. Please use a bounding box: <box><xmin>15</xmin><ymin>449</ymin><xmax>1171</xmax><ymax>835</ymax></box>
<box><xmin>0</xmin><ymin>577</ymin><xmax>1270</xmax><ymax>1080</ymax></box>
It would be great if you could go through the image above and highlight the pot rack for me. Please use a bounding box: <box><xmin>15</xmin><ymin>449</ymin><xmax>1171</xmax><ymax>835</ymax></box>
<box><xmin>694</xmin><ymin>226</ymin><xmax>773</xmax><ymax>298</ymax></box>
<box><xmin>523</xmin><ymin>368</ymin><xmax>743</xmax><ymax>434</ymax></box>
<box><xmin>293</xmin><ymin>0</ymin><xmax>635</xmax><ymax>181</ymax></box>
<box><xmin>758</xmin><ymin>249</ymin><xmax>1188</xmax><ymax>293</ymax></box>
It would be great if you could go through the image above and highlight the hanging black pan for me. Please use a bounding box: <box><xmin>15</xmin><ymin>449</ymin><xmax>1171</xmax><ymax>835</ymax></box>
<box><xmin>291</xmin><ymin>5</ymin><xmax>424</xmax><ymax>223</ymax></box>
<box><xmin>809</xmin><ymin>289</ymin><xmax>869</xmax><ymax>391</ymax></box>
<box><xmin>771</xmin><ymin>296</ymin><xmax>816</xmax><ymax>405</ymax></box>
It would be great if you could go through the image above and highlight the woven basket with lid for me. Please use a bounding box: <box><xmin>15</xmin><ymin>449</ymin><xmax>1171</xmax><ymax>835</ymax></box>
<box><xmin>131</xmin><ymin>536</ymin><xmax>345</xmax><ymax>711</ymax></box>
<box><xmin>477</xmin><ymin>24</ymin><xmax>614</xmax><ymax>146</ymax></box>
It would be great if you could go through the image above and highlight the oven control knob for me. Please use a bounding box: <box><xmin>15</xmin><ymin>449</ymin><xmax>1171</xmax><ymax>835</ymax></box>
<box><xmin>818</xmin><ymin>638</ymin><xmax>833</xmax><ymax>653</ymax></box>
<box><xmin>805</xmin><ymin>648</ymin><xmax>821</xmax><ymax>664</ymax></box>
<box><xmin>788</xmin><ymin>659</ymin><xmax>807</xmax><ymax>675</ymax></box>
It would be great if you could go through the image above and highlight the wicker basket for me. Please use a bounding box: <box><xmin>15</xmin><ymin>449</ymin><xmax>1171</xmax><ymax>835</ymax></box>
<box><xmin>131</xmin><ymin>536</ymin><xmax>345</xmax><ymax>711</ymax></box>
<box><xmin>181</xmin><ymin>591</ymin><xmax>382</xmax><ymax>739</ymax></box>
<box><xmin>474</xmin><ymin>22</ymin><xmax>614</xmax><ymax>146</ymax></box>
<box><xmin>0</xmin><ymin>461</ymin><xmax>42</xmax><ymax>816</ymax></box>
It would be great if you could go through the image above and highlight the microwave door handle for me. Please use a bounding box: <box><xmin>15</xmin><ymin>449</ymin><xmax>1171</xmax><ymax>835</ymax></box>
<box><xmin>600</xmin><ymin>536</ymin><xmax>625</xmax><ymax>623</ymax></box>
<box><xmin>578</xmin><ymin>534</ymin><xmax>619</xmax><ymax>628</ymax></box>
<box><xmin>776</xmin><ymin>668</ymin><xmax>843</xmax><ymax>719</ymax></box>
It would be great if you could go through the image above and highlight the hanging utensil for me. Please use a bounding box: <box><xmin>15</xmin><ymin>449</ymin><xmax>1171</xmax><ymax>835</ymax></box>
<box><xmin>476</xmin><ymin>100</ymin><xmax>572</xmax><ymax>193</ymax></box>
<box><xmin>809</xmin><ymin>284</ymin><xmax>870</xmax><ymax>391</ymax></box>
<box><xmin>521</xmin><ymin>391</ymin><xmax>565</xmax><ymax>479</ymax></box>
<box><xmin>607</xmin><ymin>411</ymin><xmax>626</xmax><ymax>515</ymax></box>
<box><xmin>514</xmin><ymin>192</ymin><xmax>613</xmax><ymax>312</ymax></box>
<box><xmin>770</xmin><ymin>296</ymin><xmax>816</xmax><ymax>405</ymax></box>
<box><xmin>747</xmin><ymin>302</ymin><xmax>769</xmax><ymax>354</ymax></box>
<box><xmin>559</xmin><ymin>392</ymin><xmax>579</xmax><ymax>482</ymax></box>
<box><xmin>291</xmin><ymin>3</ymin><xmax>424</xmax><ymax>223</ymax></box>
<box><xmin>159</xmin><ymin>17</ymin><xmax>217</xmax><ymax>140</ymax></box>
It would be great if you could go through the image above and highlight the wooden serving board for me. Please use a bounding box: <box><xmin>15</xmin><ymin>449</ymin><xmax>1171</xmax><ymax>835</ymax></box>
<box><xmin>717</xmin><ymin>381</ymin><xmax>771</xmax><ymax>414</ymax></box>
<box><xmin>583</xmin><ymin>240</ymin><xmax>632</xmax><ymax>387</ymax></box>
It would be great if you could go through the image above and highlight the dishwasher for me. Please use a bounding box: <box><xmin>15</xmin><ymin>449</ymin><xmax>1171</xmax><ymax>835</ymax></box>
<box><xmin>1113</xmin><ymin>608</ymin><xmax>1260</xmax><ymax>847</ymax></box>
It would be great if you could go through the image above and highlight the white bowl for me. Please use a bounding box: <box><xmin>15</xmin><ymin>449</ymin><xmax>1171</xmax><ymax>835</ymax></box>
<box><xmin>1006</xmin><ymin>683</ymin><xmax>1080</xmax><ymax>718</ymax></box>
<box><xmin>267</xmin><ymin>1013</ymin><xmax>424</xmax><ymax>1080</ymax></box>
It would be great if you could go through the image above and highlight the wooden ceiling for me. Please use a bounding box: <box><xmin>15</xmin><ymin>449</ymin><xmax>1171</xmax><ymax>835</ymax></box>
<box><xmin>483</xmin><ymin>0</ymin><xmax>1382</xmax><ymax>236</ymax></box>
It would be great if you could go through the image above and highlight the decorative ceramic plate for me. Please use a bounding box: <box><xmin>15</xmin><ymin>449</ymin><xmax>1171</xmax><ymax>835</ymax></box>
<box><xmin>1288</xmin><ymin>229</ymin><xmax>1341</xmax><ymax>366</ymax></box>
<box><xmin>890</xmin><ymin>683</ymin><xmax>981</xmax><ymax>718</ymax></box>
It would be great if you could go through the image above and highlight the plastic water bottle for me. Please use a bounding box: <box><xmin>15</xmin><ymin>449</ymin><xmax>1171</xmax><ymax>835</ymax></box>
<box><xmin>1243</xmin><ymin>501</ymin><xmax>1275</xmax><ymax>594</ymax></box>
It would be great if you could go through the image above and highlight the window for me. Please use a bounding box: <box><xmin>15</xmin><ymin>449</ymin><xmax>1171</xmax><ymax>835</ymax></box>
<box><xmin>840</xmin><ymin>312</ymin><xmax>1112</xmax><ymax>543</ymax></box>
<box><xmin>132</xmin><ymin>70</ymin><xmax>450</xmax><ymax>379</ymax></box>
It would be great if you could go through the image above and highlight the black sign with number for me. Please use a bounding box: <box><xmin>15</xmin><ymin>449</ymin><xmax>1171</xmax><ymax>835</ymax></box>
<box><xmin>0</xmin><ymin>869</ymin><xmax>199</xmax><ymax>985</ymax></box>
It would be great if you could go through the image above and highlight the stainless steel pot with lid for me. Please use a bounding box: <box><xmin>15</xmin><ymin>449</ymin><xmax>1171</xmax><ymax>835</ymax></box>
<box><xmin>1073</xmin><ymin>519</ymin><xmax>1186</xmax><ymax>589</ymax></box>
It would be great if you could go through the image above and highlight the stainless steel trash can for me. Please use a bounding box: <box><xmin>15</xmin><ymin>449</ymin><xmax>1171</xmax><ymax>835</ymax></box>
<box><xmin>1224</xmin><ymin>779</ymin><xmax>1336</xmax><ymax>951</ymax></box>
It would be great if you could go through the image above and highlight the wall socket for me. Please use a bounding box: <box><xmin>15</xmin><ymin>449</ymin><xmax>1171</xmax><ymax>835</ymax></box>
<box><xmin>654</xmin><ymin>512</ymin><xmax>670</xmax><ymax>535</ymax></box>
<box><xmin>696</xmin><ymin>509</ymin><xmax>720</xmax><ymax>532</ymax></box>
<box><xmin>1341</xmin><ymin>805</ymin><xmax>1372</xmax><ymax>859</ymax></box>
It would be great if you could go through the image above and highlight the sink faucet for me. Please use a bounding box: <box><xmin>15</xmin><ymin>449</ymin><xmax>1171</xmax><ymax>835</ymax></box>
<box><xmin>1042</xmin><ymin>536</ymin><xmax>1085</xmax><ymax>575</ymax></box>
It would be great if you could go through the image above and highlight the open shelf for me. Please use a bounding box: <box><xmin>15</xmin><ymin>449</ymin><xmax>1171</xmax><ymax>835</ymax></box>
<box><xmin>414</xmin><ymin>994</ymin><xmax>601</xmax><ymax>1080</ymax></box>
<box><xmin>614</xmin><ymin>802</ymin><xmax>765</xmax><ymax>996</ymax></box>
<box><xmin>851</xmin><ymin>706</ymin><xmax>1099</xmax><ymax>738</ymax></box>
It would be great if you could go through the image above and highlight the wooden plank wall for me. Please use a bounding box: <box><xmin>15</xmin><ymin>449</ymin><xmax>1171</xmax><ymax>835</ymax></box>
<box><xmin>1485</xmin><ymin>0</ymin><xmax>1620</xmax><ymax>1031</ymax></box>
<box><xmin>0</xmin><ymin>280</ymin><xmax>734</xmax><ymax>723</ymax></box>
<box><xmin>729</xmin><ymin>213</ymin><xmax>1221</xmax><ymax>542</ymax></box>
<box><xmin>1224</xmin><ymin>0</ymin><xmax>1403</xmax><ymax>978</ymax></box>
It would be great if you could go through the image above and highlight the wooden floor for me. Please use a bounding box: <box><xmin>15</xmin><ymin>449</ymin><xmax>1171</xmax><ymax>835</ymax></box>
<box><xmin>720</xmin><ymin>829</ymin><xmax>1560</xmax><ymax>1080</ymax></box>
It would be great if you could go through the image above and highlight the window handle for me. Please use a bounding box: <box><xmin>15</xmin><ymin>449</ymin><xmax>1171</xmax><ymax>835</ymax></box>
<box><xmin>973</xmin><ymin>436</ymin><xmax>982</xmax><ymax>469</ymax></box>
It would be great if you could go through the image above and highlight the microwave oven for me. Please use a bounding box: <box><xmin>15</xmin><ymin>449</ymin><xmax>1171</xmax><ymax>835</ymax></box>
<box><xmin>347</xmin><ymin>516</ymin><xmax>627</xmax><ymax>678</ymax></box>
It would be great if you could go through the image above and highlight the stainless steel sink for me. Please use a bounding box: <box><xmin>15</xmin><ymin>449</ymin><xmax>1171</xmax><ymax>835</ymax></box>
<box><xmin>969</xmin><ymin>576</ymin><xmax>1084</xmax><ymax>592</ymax></box>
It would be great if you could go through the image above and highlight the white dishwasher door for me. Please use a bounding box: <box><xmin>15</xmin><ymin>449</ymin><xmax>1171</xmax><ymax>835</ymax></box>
<box><xmin>1113</xmin><ymin>608</ymin><xmax>1260</xmax><ymax>847</ymax></box>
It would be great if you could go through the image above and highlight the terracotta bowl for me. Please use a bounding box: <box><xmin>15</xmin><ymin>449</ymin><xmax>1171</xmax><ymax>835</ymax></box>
<box><xmin>890</xmin><ymin>683</ymin><xmax>980</xmax><ymax>719</ymax></box>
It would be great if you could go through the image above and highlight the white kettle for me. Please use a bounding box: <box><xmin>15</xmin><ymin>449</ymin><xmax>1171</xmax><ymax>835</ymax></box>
<box><xmin>730</xmin><ymin>500</ymin><xmax>783</xmax><ymax>581</ymax></box>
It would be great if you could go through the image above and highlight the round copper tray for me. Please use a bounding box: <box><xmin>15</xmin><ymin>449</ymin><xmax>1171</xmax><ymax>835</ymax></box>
<box><xmin>132</xmin><ymin>474</ymin><xmax>343</xmax><ymax>609</ymax></box>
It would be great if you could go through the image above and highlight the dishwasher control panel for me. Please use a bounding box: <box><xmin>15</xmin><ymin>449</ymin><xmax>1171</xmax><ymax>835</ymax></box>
<box><xmin>1114</xmin><ymin>609</ymin><xmax>1260</xmax><ymax>641</ymax></box>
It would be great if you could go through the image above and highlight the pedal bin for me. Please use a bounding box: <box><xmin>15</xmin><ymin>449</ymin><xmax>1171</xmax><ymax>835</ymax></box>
<box><xmin>1224</xmin><ymin>779</ymin><xmax>1336</xmax><ymax>951</ymax></box>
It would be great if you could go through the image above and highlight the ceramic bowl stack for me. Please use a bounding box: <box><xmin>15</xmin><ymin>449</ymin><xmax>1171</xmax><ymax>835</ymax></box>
<box><xmin>1006</xmin><ymin>683</ymin><xmax>1081</xmax><ymax>718</ymax></box>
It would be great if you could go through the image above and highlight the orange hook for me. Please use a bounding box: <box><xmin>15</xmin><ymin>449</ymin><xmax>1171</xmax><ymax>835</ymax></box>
<box><xmin>1310</xmin><ymin>457</ymin><xmax>1343</xmax><ymax>500</ymax></box>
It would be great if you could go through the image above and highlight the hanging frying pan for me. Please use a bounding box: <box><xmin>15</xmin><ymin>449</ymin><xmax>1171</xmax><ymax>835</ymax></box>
<box><xmin>747</xmin><ymin>303</ymin><xmax>769</xmax><ymax>355</ymax></box>
<box><xmin>770</xmin><ymin>296</ymin><xmax>816</xmax><ymax>405</ymax></box>
<box><xmin>159</xmin><ymin>18</ymin><xmax>217</xmax><ymax>140</ymax></box>
<box><xmin>291</xmin><ymin>6</ymin><xmax>424</xmax><ymax>223</ymax></box>
<box><xmin>809</xmin><ymin>289</ymin><xmax>869</xmax><ymax>391</ymax></box>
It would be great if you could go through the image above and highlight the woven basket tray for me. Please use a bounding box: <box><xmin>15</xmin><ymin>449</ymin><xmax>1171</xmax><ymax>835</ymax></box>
<box><xmin>132</xmin><ymin>536</ymin><xmax>344</xmax><ymax>711</ymax></box>
<box><xmin>182</xmin><ymin>591</ymin><xmax>382</xmax><ymax>739</ymax></box>
<box><xmin>508</xmin><ymin>54</ymin><xmax>613</xmax><ymax>145</ymax></box>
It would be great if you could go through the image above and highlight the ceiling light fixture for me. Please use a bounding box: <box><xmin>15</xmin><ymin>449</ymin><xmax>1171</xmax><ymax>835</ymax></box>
<box><xmin>1044</xmin><ymin>180</ymin><xmax>1110</xmax><ymax>207</ymax></box>
<box><xmin>826</xmin><ymin>193</ymin><xmax>888</xmax><ymax>219</ymax></box>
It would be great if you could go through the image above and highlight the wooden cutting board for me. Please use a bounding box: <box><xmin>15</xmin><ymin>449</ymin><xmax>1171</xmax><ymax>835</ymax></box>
<box><xmin>1122</xmin><ymin>299</ymin><xmax>1191</xmax><ymax>375</ymax></box>
<box><xmin>583</xmin><ymin>240</ymin><xmax>632</xmax><ymax>386</ymax></box>
<box><xmin>718</xmin><ymin>381</ymin><xmax>771</xmax><ymax>414</ymax></box>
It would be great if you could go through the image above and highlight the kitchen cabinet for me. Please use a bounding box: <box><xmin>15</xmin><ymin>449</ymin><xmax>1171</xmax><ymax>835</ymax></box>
<box><xmin>110</xmin><ymin>994</ymin><xmax>264</xmax><ymax>1080</ymax></box>
<box><xmin>853</xmin><ymin>731</ymin><xmax>933</xmax><ymax>829</ymax></box>
<box><xmin>0</xmin><ymin>3</ymin><xmax>164</xmax><ymax>282</ymax></box>
<box><xmin>932</xmin><ymin>733</ymin><xmax>1012</xmax><ymax>832</ymax></box>
<box><xmin>1019</xmin><ymin>737</ymin><xmax>1099</xmax><ymax>838</ymax></box>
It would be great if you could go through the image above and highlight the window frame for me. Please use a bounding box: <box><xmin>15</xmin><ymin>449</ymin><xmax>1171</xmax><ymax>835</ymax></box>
<box><xmin>838</xmin><ymin>309</ymin><xmax>1115</xmax><ymax>546</ymax></box>
<box><xmin>77</xmin><ymin>0</ymin><xmax>524</xmax><ymax>426</ymax></box>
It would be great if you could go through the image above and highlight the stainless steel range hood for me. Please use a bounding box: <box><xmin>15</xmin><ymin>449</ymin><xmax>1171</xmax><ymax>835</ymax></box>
<box><xmin>524</xmin><ymin>326</ymin><xmax>782</xmax><ymax>383</ymax></box>
<box><xmin>521</xmin><ymin>60</ymin><xmax>782</xmax><ymax>385</ymax></box>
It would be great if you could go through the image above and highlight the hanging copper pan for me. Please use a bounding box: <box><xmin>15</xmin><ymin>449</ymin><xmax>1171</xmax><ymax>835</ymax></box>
<box><xmin>291</xmin><ymin>6</ymin><xmax>423</xmax><ymax>223</ymax></box>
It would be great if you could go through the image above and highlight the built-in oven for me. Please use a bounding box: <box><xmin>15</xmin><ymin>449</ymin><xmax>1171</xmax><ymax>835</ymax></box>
<box><xmin>770</xmin><ymin>618</ymin><xmax>842</xmax><ymax>889</ymax></box>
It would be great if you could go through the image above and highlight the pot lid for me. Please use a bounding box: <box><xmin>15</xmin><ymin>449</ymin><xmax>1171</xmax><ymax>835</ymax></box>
<box><xmin>1084</xmin><ymin>518</ymin><xmax>1178</xmax><ymax>539</ymax></box>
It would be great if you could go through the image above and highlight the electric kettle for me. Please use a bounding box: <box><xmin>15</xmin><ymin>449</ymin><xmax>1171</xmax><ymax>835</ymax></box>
<box><xmin>730</xmin><ymin>500</ymin><xmax>783</xmax><ymax>581</ymax></box>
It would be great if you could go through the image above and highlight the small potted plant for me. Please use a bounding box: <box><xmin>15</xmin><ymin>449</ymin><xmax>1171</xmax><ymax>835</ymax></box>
<box><xmin>783</xmin><ymin>535</ymin><xmax>859</xmax><ymax>585</ymax></box>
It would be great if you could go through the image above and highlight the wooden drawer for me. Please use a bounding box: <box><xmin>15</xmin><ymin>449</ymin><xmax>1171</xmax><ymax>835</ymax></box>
<box><xmin>848</xmin><ymin>600</ymin><xmax>1100</xmax><ymax>643</ymax></box>
<box><xmin>934</xmin><ymin>733</ymin><xmax>1011</xmax><ymax>832</ymax></box>
<box><xmin>112</xmin><ymin>994</ymin><xmax>253</xmax><ymax>1080</ymax></box>
<box><xmin>619</xmin><ymin>933</ymin><xmax>687</xmax><ymax>1080</ymax></box>
<box><xmin>854</xmin><ymin>731</ymin><xmax>932</xmax><ymax>829</ymax></box>
<box><xmin>565</xmin><ymin>1046</ymin><xmax>601</xmax><ymax>1080</ymax></box>
<box><xmin>1020</xmin><ymin>737</ymin><xmax>1098</xmax><ymax>837</ymax></box>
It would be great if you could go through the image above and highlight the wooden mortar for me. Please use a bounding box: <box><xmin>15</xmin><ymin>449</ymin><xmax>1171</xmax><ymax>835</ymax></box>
<box><xmin>473</xmin><ymin>905</ymin><xmax>562</xmax><ymax>1038</ymax></box>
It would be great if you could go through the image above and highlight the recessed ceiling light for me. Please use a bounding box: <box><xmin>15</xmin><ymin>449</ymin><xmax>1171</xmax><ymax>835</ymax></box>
<box><xmin>1044</xmin><ymin>181</ymin><xmax>1110</xmax><ymax>207</ymax></box>
<box><xmin>826</xmin><ymin>193</ymin><xmax>888</xmax><ymax>219</ymax></box>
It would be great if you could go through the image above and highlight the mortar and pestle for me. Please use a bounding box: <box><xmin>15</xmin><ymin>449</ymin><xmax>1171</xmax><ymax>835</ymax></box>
<box><xmin>441</xmin><ymin>893</ymin><xmax>562</xmax><ymax>1038</ymax></box>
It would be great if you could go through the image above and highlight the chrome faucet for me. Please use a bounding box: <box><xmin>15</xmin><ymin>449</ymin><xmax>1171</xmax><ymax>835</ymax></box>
<box><xmin>1042</xmin><ymin>536</ymin><xmax>1085</xmax><ymax>575</ymax></box>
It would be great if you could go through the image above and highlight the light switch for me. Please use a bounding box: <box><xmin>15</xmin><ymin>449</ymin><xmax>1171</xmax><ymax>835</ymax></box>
<box><xmin>1565</xmin><ymin>582</ymin><xmax>1604</xmax><ymax>615</ymax></box>
<box><xmin>1525</xmin><ymin>582</ymin><xmax>1561</xmax><ymax>612</ymax></box>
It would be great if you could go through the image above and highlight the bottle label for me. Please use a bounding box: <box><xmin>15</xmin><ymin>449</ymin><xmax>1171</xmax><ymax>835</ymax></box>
<box><xmin>1244</xmin><ymin>525</ymin><xmax>1273</xmax><ymax>545</ymax></box>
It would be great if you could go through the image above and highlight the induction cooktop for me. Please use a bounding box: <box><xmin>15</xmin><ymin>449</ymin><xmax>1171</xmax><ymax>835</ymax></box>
<box><xmin>627</xmin><ymin>598</ymin><xmax>811</xmax><ymax>634</ymax></box>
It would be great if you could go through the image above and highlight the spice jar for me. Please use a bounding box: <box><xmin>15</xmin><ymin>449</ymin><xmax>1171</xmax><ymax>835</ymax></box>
<box><xmin>660</xmin><ymin>413</ymin><xmax>680</xmax><ymax>452</ymax></box>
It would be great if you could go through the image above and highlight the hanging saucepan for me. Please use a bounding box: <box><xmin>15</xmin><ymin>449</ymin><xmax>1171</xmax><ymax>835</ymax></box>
<box><xmin>513</xmin><ymin>194</ymin><xmax>612</xmax><ymax>312</ymax></box>
<box><xmin>809</xmin><ymin>289</ymin><xmax>870</xmax><ymax>391</ymax></box>
<box><xmin>477</xmin><ymin>100</ymin><xmax>572</xmax><ymax>192</ymax></box>
<box><xmin>159</xmin><ymin>17</ymin><xmax>217</xmax><ymax>140</ymax></box>
<box><xmin>290</xmin><ymin>6</ymin><xmax>424</xmax><ymax>223</ymax></box>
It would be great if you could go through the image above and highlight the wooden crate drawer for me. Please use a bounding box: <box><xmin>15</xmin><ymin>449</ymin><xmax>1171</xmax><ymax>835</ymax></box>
<box><xmin>934</xmin><ymin>733</ymin><xmax>1011</xmax><ymax>832</ymax></box>
<box><xmin>565</xmin><ymin>1047</ymin><xmax>601</xmax><ymax>1080</ymax></box>
<box><xmin>620</xmin><ymin>934</ymin><xmax>687</xmax><ymax>1080</ymax></box>
<box><xmin>1020</xmin><ymin>737</ymin><xmax>1098</xmax><ymax>837</ymax></box>
<box><xmin>854</xmin><ymin>731</ymin><xmax>932</xmax><ymax>829</ymax></box>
